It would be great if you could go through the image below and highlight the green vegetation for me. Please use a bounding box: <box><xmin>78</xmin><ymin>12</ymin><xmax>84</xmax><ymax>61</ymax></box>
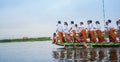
<box><xmin>56</xmin><ymin>42</ymin><xmax>120</xmax><ymax>47</ymax></box>
<box><xmin>0</xmin><ymin>33</ymin><xmax>116</xmax><ymax>43</ymax></box>
<box><xmin>0</xmin><ymin>37</ymin><xmax>51</xmax><ymax>43</ymax></box>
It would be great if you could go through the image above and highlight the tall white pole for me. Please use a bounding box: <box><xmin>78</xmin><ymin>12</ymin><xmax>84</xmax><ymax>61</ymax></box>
<box><xmin>102</xmin><ymin>0</ymin><xmax>106</xmax><ymax>30</ymax></box>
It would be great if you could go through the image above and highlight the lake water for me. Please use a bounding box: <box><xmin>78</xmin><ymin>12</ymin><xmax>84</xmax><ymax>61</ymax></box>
<box><xmin>0</xmin><ymin>41</ymin><xmax>120</xmax><ymax>62</ymax></box>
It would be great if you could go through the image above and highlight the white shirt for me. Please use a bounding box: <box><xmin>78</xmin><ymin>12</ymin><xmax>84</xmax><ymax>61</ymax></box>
<box><xmin>88</xmin><ymin>23</ymin><xmax>94</xmax><ymax>31</ymax></box>
<box><xmin>51</xmin><ymin>36</ymin><xmax>57</xmax><ymax>40</ymax></box>
<box><xmin>79</xmin><ymin>25</ymin><xmax>85</xmax><ymax>32</ymax></box>
<box><xmin>75</xmin><ymin>27</ymin><xmax>80</xmax><ymax>33</ymax></box>
<box><xmin>56</xmin><ymin>24</ymin><xmax>63</xmax><ymax>33</ymax></box>
<box><xmin>105</xmin><ymin>25</ymin><xmax>108</xmax><ymax>31</ymax></box>
<box><xmin>117</xmin><ymin>24</ymin><xmax>120</xmax><ymax>30</ymax></box>
<box><xmin>63</xmin><ymin>25</ymin><xmax>69</xmax><ymax>34</ymax></box>
<box><xmin>108</xmin><ymin>23</ymin><xmax>113</xmax><ymax>31</ymax></box>
<box><xmin>69</xmin><ymin>24</ymin><xmax>76</xmax><ymax>31</ymax></box>
<box><xmin>95</xmin><ymin>24</ymin><xmax>101</xmax><ymax>30</ymax></box>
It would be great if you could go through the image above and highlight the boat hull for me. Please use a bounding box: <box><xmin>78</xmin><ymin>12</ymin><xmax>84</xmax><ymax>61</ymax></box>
<box><xmin>56</xmin><ymin>43</ymin><xmax>120</xmax><ymax>47</ymax></box>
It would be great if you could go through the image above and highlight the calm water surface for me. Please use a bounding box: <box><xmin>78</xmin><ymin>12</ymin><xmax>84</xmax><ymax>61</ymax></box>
<box><xmin>0</xmin><ymin>41</ymin><xmax>120</xmax><ymax>62</ymax></box>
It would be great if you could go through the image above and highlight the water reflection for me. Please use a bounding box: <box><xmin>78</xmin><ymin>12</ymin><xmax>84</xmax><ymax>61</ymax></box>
<box><xmin>53</xmin><ymin>48</ymin><xmax>120</xmax><ymax>62</ymax></box>
<box><xmin>109</xmin><ymin>48</ymin><xmax>118</xmax><ymax>62</ymax></box>
<box><xmin>0</xmin><ymin>41</ymin><xmax>119</xmax><ymax>62</ymax></box>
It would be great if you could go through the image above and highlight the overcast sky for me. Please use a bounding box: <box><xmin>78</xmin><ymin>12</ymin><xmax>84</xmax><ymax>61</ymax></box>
<box><xmin>0</xmin><ymin>0</ymin><xmax>120</xmax><ymax>39</ymax></box>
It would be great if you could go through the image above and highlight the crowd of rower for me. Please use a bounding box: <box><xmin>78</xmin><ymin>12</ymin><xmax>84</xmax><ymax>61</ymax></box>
<box><xmin>52</xmin><ymin>19</ymin><xmax>120</xmax><ymax>45</ymax></box>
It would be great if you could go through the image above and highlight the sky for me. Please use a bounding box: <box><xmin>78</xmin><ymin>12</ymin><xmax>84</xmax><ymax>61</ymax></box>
<box><xmin>0</xmin><ymin>0</ymin><xmax>120</xmax><ymax>39</ymax></box>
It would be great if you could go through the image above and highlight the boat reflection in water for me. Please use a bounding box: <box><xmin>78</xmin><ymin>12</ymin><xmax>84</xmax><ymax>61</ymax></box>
<box><xmin>52</xmin><ymin>47</ymin><xmax>120</xmax><ymax>62</ymax></box>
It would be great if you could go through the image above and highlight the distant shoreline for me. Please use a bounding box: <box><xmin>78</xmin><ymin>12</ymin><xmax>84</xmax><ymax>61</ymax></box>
<box><xmin>0</xmin><ymin>37</ymin><xmax>51</xmax><ymax>43</ymax></box>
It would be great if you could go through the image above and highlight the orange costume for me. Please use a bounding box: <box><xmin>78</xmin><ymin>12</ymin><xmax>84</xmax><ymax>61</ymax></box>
<box><xmin>71</xmin><ymin>30</ymin><xmax>78</xmax><ymax>42</ymax></box>
<box><xmin>57</xmin><ymin>32</ymin><xmax>64</xmax><ymax>43</ymax></box>
<box><xmin>88</xmin><ymin>23</ymin><xmax>97</xmax><ymax>43</ymax></box>
<box><xmin>96</xmin><ymin>30</ymin><xmax>105</xmax><ymax>43</ymax></box>
<box><xmin>107</xmin><ymin>22</ymin><xmax>117</xmax><ymax>43</ymax></box>
<box><xmin>95</xmin><ymin>23</ymin><xmax>105</xmax><ymax>43</ymax></box>
<box><xmin>70</xmin><ymin>24</ymin><xmax>80</xmax><ymax>43</ymax></box>
<box><xmin>81</xmin><ymin>29</ymin><xmax>88</xmax><ymax>43</ymax></box>
<box><xmin>89</xmin><ymin>30</ymin><xmax>97</xmax><ymax>43</ymax></box>
<box><xmin>65</xmin><ymin>33</ymin><xmax>69</xmax><ymax>41</ymax></box>
<box><xmin>56</xmin><ymin>23</ymin><xmax>64</xmax><ymax>43</ymax></box>
<box><xmin>109</xmin><ymin>28</ymin><xmax>117</xmax><ymax>42</ymax></box>
<box><xmin>64</xmin><ymin>33</ymin><xmax>72</xmax><ymax>42</ymax></box>
<box><xmin>63</xmin><ymin>24</ymin><xmax>72</xmax><ymax>42</ymax></box>
<box><xmin>72</xmin><ymin>30</ymin><xmax>76</xmax><ymax>39</ymax></box>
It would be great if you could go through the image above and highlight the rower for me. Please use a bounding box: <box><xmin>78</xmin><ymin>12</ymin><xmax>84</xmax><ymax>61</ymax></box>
<box><xmin>107</xmin><ymin>20</ymin><xmax>117</xmax><ymax>43</ymax></box>
<box><xmin>56</xmin><ymin>21</ymin><xmax>64</xmax><ymax>43</ymax></box>
<box><xmin>95</xmin><ymin>21</ymin><xmax>106</xmax><ymax>43</ymax></box>
<box><xmin>87</xmin><ymin>20</ymin><xmax>98</xmax><ymax>43</ymax></box>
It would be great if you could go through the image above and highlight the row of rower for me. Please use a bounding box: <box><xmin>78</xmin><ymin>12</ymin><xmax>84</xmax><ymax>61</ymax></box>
<box><xmin>52</xmin><ymin>19</ymin><xmax>120</xmax><ymax>44</ymax></box>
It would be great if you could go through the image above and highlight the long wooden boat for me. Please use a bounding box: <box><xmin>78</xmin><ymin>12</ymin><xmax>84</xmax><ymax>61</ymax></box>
<box><xmin>56</xmin><ymin>42</ymin><xmax>120</xmax><ymax>47</ymax></box>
